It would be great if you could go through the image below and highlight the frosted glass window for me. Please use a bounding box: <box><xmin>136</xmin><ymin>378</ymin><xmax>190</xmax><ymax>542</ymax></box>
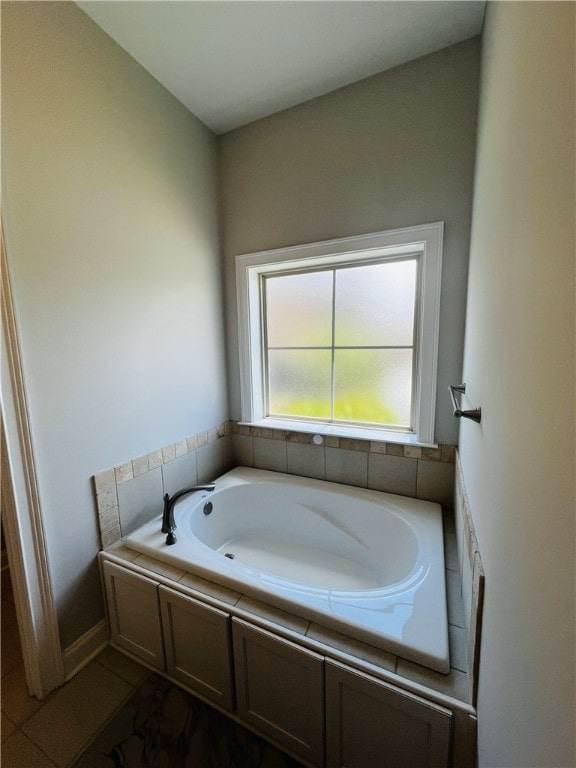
<box><xmin>335</xmin><ymin>260</ymin><xmax>417</xmax><ymax>347</ymax></box>
<box><xmin>238</xmin><ymin>222</ymin><xmax>443</xmax><ymax>442</ymax></box>
<box><xmin>265</xmin><ymin>271</ymin><xmax>333</xmax><ymax>347</ymax></box>
<box><xmin>268</xmin><ymin>350</ymin><xmax>332</xmax><ymax>419</ymax></box>
<box><xmin>263</xmin><ymin>257</ymin><xmax>418</xmax><ymax>429</ymax></box>
<box><xmin>334</xmin><ymin>349</ymin><xmax>413</xmax><ymax>428</ymax></box>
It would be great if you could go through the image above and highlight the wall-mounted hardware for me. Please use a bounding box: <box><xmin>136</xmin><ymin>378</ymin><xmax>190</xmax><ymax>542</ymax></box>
<box><xmin>449</xmin><ymin>384</ymin><xmax>481</xmax><ymax>423</ymax></box>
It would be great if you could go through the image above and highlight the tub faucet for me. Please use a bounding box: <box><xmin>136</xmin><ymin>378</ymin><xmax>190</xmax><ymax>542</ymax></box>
<box><xmin>161</xmin><ymin>483</ymin><xmax>215</xmax><ymax>545</ymax></box>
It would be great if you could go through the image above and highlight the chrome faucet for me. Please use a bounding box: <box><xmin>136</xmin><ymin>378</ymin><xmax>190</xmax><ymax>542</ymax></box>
<box><xmin>161</xmin><ymin>483</ymin><xmax>215</xmax><ymax>545</ymax></box>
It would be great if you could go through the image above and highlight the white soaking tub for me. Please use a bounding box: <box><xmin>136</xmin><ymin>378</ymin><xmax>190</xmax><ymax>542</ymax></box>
<box><xmin>123</xmin><ymin>466</ymin><xmax>450</xmax><ymax>673</ymax></box>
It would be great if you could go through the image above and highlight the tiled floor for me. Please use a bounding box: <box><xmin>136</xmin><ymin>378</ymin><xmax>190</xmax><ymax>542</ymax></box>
<box><xmin>1</xmin><ymin>570</ymin><xmax>148</xmax><ymax>768</ymax></box>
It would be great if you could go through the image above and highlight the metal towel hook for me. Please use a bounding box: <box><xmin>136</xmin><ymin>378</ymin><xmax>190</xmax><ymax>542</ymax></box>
<box><xmin>449</xmin><ymin>384</ymin><xmax>481</xmax><ymax>423</ymax></box>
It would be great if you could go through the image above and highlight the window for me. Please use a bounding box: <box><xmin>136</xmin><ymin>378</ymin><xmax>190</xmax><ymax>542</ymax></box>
<box><xmin>236</xmin><ymin>223</ymin><xmax>443</xmax><ymax>445</ymax></box>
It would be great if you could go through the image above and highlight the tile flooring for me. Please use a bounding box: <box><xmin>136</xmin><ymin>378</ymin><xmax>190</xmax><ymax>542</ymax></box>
<box><xmin>1</xmin><ymin>570</ymin><xmax>149</xmax><ymax>768</ymax></box>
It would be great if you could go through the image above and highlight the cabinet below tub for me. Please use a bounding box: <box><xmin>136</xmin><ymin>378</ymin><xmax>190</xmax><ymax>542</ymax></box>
<box><xmin>100</xmin><ymin>554</ymin><xmax>475</xmax><ymax>768</ymax></box>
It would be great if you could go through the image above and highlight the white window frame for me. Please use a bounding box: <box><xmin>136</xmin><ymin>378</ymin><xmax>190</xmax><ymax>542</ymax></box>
<box><xmin>236</xmin><ymin>222</ymin><xmax>443</xmax><ymax>446</ymax></box>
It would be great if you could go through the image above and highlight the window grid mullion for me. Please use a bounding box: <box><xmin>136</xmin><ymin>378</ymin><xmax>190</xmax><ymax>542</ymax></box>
<box><xmin>330</xmin><ymin>268</ymin><xmax>336</xmax><ymax>423</ymax></box>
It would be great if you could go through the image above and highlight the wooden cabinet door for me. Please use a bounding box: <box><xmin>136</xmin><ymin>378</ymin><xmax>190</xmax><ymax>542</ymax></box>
<box><xmin>159</xmin><ymin>586</ymin><xmax>235</xmax><ymax>712</ymax></box>
<box><xmin>233</xmin><ymin>618</ymin><xmax>324</xmax><ymax>767</ymax></box>
<box><xmin>325</xmin><ymin>660</ymin><xmax>452</xmax><ymax>768</ymax></box>
<box><xmin>102</xmin><ymin>560</ymin><xmax>164</xmax><ymax>670</ymax></box>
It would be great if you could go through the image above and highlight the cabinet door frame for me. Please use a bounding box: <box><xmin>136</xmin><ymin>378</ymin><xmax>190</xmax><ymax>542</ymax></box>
<box><xmin>159</xmin><ymin>585</ymin><xmax>235</xmax><ymax>711</ymax></box>
<box><xmin>233</xmin><ymin>618</ymin><xmax>325</xmax><ymax>767</ymax></box>
<box><xmin>325</xmin><ymin>659</ymin><xmax>452</xmax><ymax>768</ymax></box>
<box><xmin>102</xmin><ymin>560</ymin><xmax>164</xmax><ymax>670</ymax></box>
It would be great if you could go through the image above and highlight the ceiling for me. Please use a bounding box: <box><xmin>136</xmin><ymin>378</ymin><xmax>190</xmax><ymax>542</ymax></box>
<box><xmin>76</xmin><ymin>1</ymin><xmax>486</xmax><ymax>135</ymax></box>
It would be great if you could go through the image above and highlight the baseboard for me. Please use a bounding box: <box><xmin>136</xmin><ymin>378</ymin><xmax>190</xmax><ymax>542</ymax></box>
<box><xmin>63</xmin><ymin>619</ymin><xmax>109</xmax><ymax>681</ymax></box>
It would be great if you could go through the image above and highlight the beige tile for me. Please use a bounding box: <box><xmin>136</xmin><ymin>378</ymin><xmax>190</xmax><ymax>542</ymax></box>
<box><xmin>416</xmin><ymin>459</ymin><xmax>455</xmax><ymax>508</ymax></box>
<box><xmin>286</xmin><ymin>442</ymin><xmax>325</xmax><ymax>480</ymax></box>
<box><xmin>161</xmin><ymin>452</ymin><xmax>198</xmax><ymax>496</ymax></box>
<box><xmin>197</xmin><ymin>437</ymin><xmax>232</xmax><ymax>483</ymax></box>
<box><xmin>117</xmin><ymin>468</ymin><xmax>163</xmax><ymax>537</ymax></box>
<box><xmin>369</xmin><ymin>440</ymin><xmax>387</xmax><ymax>454</ymax></box>
<box><xmin>253</xmin><ymin>436</ymin><xmax>287</xmax><ymax>473</ymax></box>
<box><xmin>186</xmin><ymin>434</ymin><xmax>198</xmax><ymax>452</ymax></box>
<box><xmin>174</xmin><ymin>439</ymin><xmax>188</xmax><ymax>458</ymax></box>
<box><xmin>286</xmin><ymin>431</ymin><xmax>310</xmax><ymax>443</ymax></box>
<box><xmin>396</xmin><ymin>658</ymin><xmax>471</xmax><ymax>703</ymax></box>
<box><xmin>132</xmin><ymin>554</ymin><xmax>186</xmax><ymax>581</ymax></box>
<box><xmin>421</xmin><ymin>446</ymin><xmax>442</xmax><ymax>461</ymax></box>
<box><xmin>147</xmin><ymin>449</ymin><xmax>163</xmax><ymax>470</ymax></box>
<box><xmin>325</xmin><ymin>447</ymin><xmax>367</xmax><ymax>488</ymax></box>
<box><xmin>161</xmin><ymin>443</ymin><xmax>176</xmax><ymax>463</ymax></box>
<box><xmin>114</xmin><ymin>462</ymin><xmax>133</xmax><ymax>485</ymax></box>
<box><xmin>306</xmin><ymin>624</ymin><xmax>396</xmax><ymax>672</ymax></box>
<box><xmin>93</xmin><ymin>469</ymin><xmax>116</xmax><ymax>495</ymax></box>
<box><xmin>97</xmin><ymin>503</ymin><xmax>120</xmax><ymax>535</ymax></box>
<box><xmin>449</xmin><ymin>624</ymin><xmax>468</xmax><ymax>673</ymax></box>
<box><xmin>231</xmin><ymin>434</ymin><xmax>254</xmax><ymax>467</ymax></box>
<box><xmin>443</xmin><ymin>517</ymin><xmax>459</xmax><ymax>572</ymax></box>
<box><xmin>324</xmin><ymin>436</ymin><xmax>340</xmax><ymax>448</ymax></box>
<box><xmin>100</xmin><ymin>525</ymin><xmax>121</xmax><ymax>549</ymax></box>
<box><xmin>446</xmin><ymin>569</ymin><xmax>465</xmax><ymax>628</ymax></box>
<box><xmin>1</xmin><ymin>663</ymin><xmax>44</xmax><ymax>725</ymax></box>
<box><xmin>236</xmin><ymin>597</ymin><xmax>310</xmax><ymax>635</ymax></box>
<box><xmin>197</xmin><ymin>431</ymin><xmax>209</xmax><ymax>448</ymax></box>
<box><xmin>95</xmin><ymin>645</ymin><xmax>148</xmax><ymax>687</ymax></box>
<box><xmin>367</xmin><ymin>453</ymin><xmax>417</xmax><ymax>497</ymax></box>
<box><xmin>132</xmin><ymin>455</ymin><xmax>149</xmax><ymax>478</ymax></box>
<box><xmin>441</xmin><ymin>444</ymin><xmax>456</xmax><ymax>463</ymax></box>
<box><xmin>96</xmin><ymin>487</ymin><xmax>117</xmax><ymax>514</ymax></box>
<box><xmin>338</xmin><ymin>438</ymin><xmax>369</xmax><ymax>452</ymax></box>
<box><xmin>103</xmin><ymin>542</ymin><xmax>140</xmax><ymax>562</ymax></box>
<box><xmin>1</xmin><ymin>729</ymin><xmax>58</xmax><ymax>768</ymax></box>
<box><xmin>178</xmin><ymin>573</ymin><xmax>242</xmax><ymax>606</ymax></box>
<box><xmin>385</xmin><ymin>443</ymin><xmax>404</xmax><ymax>456</ymax></box>
<box><xmin>22</xmin><ymin>661</ymin><xmax>132</xmax><ymax>768</ymax></box>
<box><xmin>403</xmin><ymin>445</ymin><xmax>422</xmax><ymax>459</ymax></box>
<box><xmin>1</xmin><ymin>711</ymin><xmax>17</xmax><ymax>743</ymax></box>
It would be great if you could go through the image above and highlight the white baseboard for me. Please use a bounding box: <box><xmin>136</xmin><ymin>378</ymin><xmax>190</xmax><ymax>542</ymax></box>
<box><xmin>63</xmin><ymin>619</ymin><xmax>109</xmax><ymax>681</ymax></box>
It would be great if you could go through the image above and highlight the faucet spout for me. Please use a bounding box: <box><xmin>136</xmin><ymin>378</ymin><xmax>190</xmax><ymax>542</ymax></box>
<box><xmin>161</xmin><ymin>483</ymin><xmax>215</xmax><ymax>545</ymax></box>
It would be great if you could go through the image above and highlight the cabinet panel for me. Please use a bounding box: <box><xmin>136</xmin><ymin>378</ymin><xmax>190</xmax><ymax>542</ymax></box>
<box><xmin>325</xmin><ymin>660</ymin><xmax>452</xmax><ymax>768</ymax></box>
<box><xmin>103</xmin><ymin>560</ymin><xmax>164</xmax><ymax>669</ymax></box>
<box><xmin>159</xmin><ymin>586</ymin><xmax>235</xmax><ymax>711</ymax></box>
<box><xmin>233</xmin><ymin>618</ymin><xmax>324</xmax><ymax>766</ymax></box>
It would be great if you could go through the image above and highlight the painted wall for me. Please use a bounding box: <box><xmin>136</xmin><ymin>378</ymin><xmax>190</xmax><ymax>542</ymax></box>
<box><xmin>459</xmin><ymin>3</ymin><xmax>575</xmax><ymax>766</ymax></box>
<box><xmin>1</xmin><ymin>2</ymin><xmax>228</xmax><ymax>647</ymax></box>
<box><xmin>219</xmin><ymin>38</ymin><xmax>481</xmax><ymax>446</ymax></box>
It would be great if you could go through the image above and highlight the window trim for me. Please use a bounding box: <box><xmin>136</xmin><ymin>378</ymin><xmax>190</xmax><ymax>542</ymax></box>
<box><xmin>236</xmin><ymin>222</ymin><xmax>443</xmax><ymax>446</ymax></box>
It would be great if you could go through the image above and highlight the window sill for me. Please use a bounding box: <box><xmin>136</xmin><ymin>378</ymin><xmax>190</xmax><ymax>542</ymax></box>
<box><xmin>239</xmin><ymin>418</ymin><xmax>438</xmax><ymax>449</ymax></box>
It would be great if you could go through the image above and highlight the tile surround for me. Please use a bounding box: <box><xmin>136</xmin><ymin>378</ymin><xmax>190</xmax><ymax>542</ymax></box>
<box><xmin>93</xmin><ymin>420</ymin><xmax>458</xmax><ymax>549</ymax></box>
<box><xmin>92</xmin><ymin>421</ymin><xmax>232</xmax><ymax>548</ymax></box>
<box><xmin>102</xmin><ymin>524</ymin><xmax>472</xmax><ymax>704</ymax></box>
<box><xmin>232</xmin><ymin>421</ymin><xmax>456</xmax><ymax>503</ymax></box>
<box><xmin>454</xmin><ymin>450</ymin><xmax>485</xmax><ymax>706</ymax></box>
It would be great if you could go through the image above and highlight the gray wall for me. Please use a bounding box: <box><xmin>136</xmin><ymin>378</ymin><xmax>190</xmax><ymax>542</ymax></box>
<box><xmin>460</xmin><ymin>3</ymin><xmax>575</xmax><ymax>765</ymax></box>
<box><xmin>1</xmin><ymin>2</ymin><xmax>228</xmax><ymax>647</ymax></box>
<box><xmin>219</xmin><ymin>38</ymin><xmax>481</xmax><ymax>446</ymax></box>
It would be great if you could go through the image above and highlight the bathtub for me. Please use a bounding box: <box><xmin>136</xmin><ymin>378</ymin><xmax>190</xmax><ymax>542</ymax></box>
<box><xmin>123</xmin><ymin>466</ymin><xmax>449</xmax><ymax>673</ymax></box>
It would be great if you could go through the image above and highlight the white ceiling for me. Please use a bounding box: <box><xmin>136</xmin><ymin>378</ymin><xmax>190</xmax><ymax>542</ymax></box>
<box><xmin>76</xmin><ymin>1</ymin><xmax>485</xmax><ymax>135</ymax></box>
